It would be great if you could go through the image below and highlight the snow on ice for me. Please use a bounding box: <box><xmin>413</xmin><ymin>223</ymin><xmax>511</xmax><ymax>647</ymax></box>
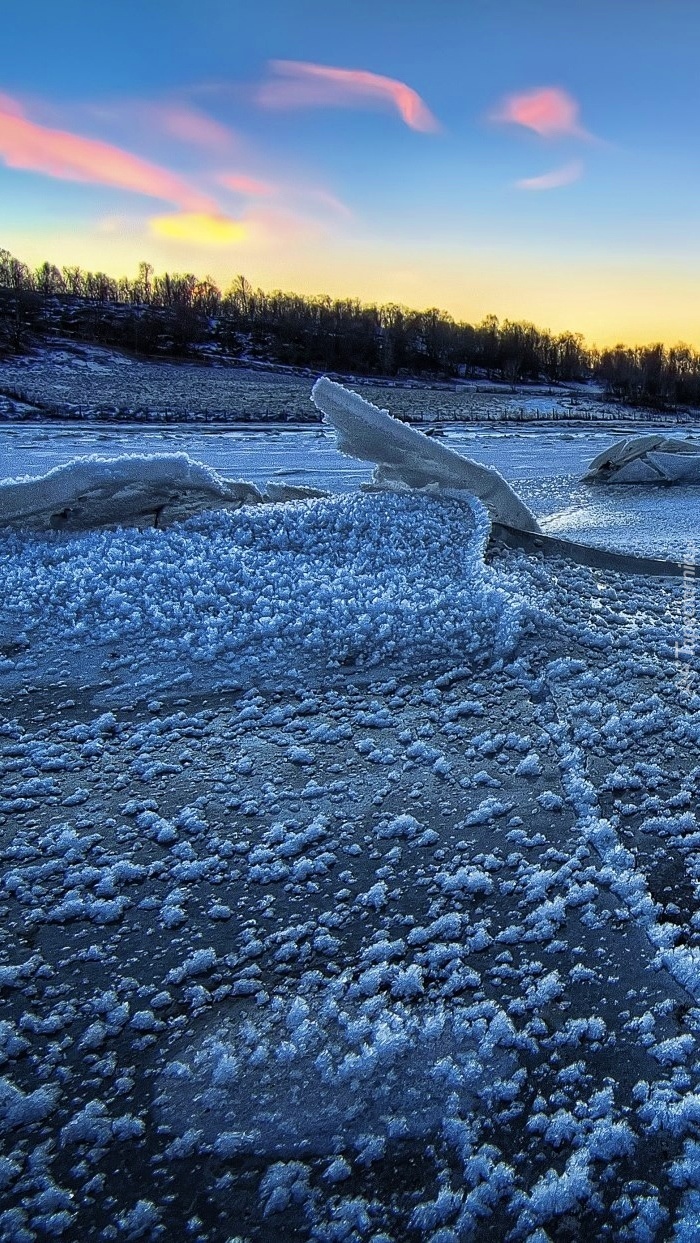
<box><xmin>0</xmin><ymin>381</ymin><xmax>700</xmax><ymax>1239</ymax></box>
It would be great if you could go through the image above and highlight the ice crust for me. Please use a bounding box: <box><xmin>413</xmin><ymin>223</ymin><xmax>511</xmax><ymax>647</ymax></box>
<box><xmin>1</xmin><ymin>535</ymin><xmax>699</xmax><ymax>1238</ymax></box>
<box><xmin>4</xmin><ymin>383</ymin><xmax>700</xmax><ymax>1239</ymax></box>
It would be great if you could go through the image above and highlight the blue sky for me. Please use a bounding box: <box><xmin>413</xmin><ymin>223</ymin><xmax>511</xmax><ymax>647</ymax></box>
<box><xmin>1</xmin><ymin>0</ymin><xmax>699</xmax><ymax>345</ymax></box>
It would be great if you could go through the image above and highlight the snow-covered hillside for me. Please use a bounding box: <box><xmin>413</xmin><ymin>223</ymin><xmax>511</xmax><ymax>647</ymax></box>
<box><xmin>0</xmin><ymin>340</ymin><xmax>643</xmax><ymax>425</ymax></box>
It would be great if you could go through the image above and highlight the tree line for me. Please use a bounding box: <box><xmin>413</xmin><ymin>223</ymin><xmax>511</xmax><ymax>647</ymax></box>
<box><xmin>1</xmin><ymin>247</ymin><xmax>699</xmax><ymax>408</ymax></box>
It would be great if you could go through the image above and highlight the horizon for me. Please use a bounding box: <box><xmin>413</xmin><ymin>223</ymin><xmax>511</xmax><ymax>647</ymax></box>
<box><xmin>2</xmin><ymin>1</ymin><xmax>700</xmax><ymax>349</ymax></box>
<box><xmin>4</xmin><ymin>242</ymin><xmax>698</xmax><ymax>360</ymax></box>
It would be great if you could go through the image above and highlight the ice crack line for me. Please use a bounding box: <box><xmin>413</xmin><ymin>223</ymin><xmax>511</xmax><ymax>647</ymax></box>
<box><xmin>538</xmin><ymin>685</ymin><xmax>700</xmax><ymax>1005</ymax></box>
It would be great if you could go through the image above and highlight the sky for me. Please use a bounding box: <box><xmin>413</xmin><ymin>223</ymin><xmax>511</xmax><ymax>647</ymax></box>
<box><xmin>1</xmin><ymin>0</ymin><xmax>699</xmax><ymax>348</ymax></box>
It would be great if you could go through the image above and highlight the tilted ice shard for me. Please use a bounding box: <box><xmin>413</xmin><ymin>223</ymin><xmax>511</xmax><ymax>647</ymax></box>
<box><xmin>583</xmin><ymin>434</ymin><xmax>700</xmax><ymax>484</ymax></box>
<box><xmin>311</xmin><ymin>376</ymin><xmax>541</xmax><ymax>532</ymax></box>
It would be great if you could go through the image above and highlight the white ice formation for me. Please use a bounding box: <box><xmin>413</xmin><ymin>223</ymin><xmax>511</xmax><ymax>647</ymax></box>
<box><xmin>583</xmin><ymin>434</ymin><xmax>700</xmax><ymax>484</ymax></box>
<box><xmin>0</xmin><ymin>454</ymin><xmax>326</xmax><ymax>531</ymax></box>
<box><xmin>1</xmin><ymin>491</ymin><xmax>522</xmax><ymax>678</ymax></box>
<box><xmin>311</xmin><ymin>377</ymin><xmax>541</xmax><ymax>533</ymax></box>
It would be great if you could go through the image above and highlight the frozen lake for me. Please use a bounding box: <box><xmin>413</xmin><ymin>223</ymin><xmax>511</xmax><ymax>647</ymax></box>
<box><xmin>1</xmin><ymin>421</ymin><xmax>698</xmax><ymax>559</ymax></box>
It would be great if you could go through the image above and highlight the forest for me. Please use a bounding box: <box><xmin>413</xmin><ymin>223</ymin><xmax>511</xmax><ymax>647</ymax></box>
<box><xmin>1</xmin><ymin>247</ymin><xmax>699</xmax><ymax>409</ymax></box>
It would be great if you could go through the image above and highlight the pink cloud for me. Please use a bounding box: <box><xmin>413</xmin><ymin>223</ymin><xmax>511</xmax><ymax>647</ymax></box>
<box><xmin>0</xmin><ymin>92</ymin><xmax>24</xmax><ymax>119</ymax></box>
<box><xmin>219</xmin><ymin>171</ymin><xmax>276</xmax><ymax>196</ymax></box>
<box><xmin>219</xmin><ymin>171</ymin><xmax>352</xmax><ymax>220</ymax></box>
<box><xmin>491</xmin><ymin>87</ymin><xmax>590</xmax><ymax>140</ymax></box>
<box><xmin>151</xmin><ymin>103</ymin><xmax>236</xmax><ymax>152</ymax></box>
<box><xmin>0</xmin><ymin>93</ymin><xmax>215</xmax><ymax>210</ymax></box>
<box><xmin>257</xmin><ymin>59</ymin><xmax>440</xmax><ymax>133</ymax></box>
<box><xmin>245</xmin><ymin>204</ymin><xmax>330</xmax><ymax>247</ymax></box>
<box><xmin>516</xmin><ymin>158</ymin><xmax>584</xmax><ymax>190</ymax></box>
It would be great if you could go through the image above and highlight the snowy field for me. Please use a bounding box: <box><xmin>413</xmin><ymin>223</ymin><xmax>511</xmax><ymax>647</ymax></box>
<box><xmin>0</xmin><ymin>478</ymin><xmax>700</xmax><ymax>1240</ymax></box>
<box><xmin>0</xmin><ymin>342</ymin><xmax>637</xmax><ymax>423</ymax></box>
<box><xmin>2</xmin><ymin>420</ymin><xmax>700</xmax><ymax>558</ymax></box>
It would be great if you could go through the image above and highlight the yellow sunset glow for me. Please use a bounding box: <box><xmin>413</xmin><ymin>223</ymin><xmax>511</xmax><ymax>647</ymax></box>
<box><xmin>149</xmin><ymin>212</ymin><xmax>248</xmax><ymax>246</ymax></box>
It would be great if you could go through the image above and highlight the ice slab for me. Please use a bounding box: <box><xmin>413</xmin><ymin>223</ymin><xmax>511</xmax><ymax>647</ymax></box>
<box><xmin>584</xmin><ymin>434</ymin><xmax>700</xmax><ymax>484</ymax></box>
<box><xmin>0</xmin><ymin>452</ymin><xmax>331</xmax><ymax>530</ymax></box>
<box><xmin>311</xmin><ymin>376</ymin><xmax>541</xmax><ymax>532</ymax></box>
<box><xmin>0</xmin><ymin>452</ymin><xmax>264</xmax><ymax>530</ymax></box>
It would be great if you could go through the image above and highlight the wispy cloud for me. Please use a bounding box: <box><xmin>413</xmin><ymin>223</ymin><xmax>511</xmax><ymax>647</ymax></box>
<box><xmin>295</xmin><ymin>187</ymin><xmax>353</xmax><ymax>219</ymax></box>
<box><xmin>516</xmin><ymin>158</ymin><xmax>584</xmax><ymax>191</ymax></box>
<box><xmin>218</xmin><ymin>170</ymin><xmax>352</xmax><ymax>220</ymax></box>
<box><xmin>256</xmin><ymin>60</ymin><xmax>440</xmax><ymax>133</ymax></box>
<box><xmin>0</xmin><ymin>93</ymin><xmax>215</xmax><ymax>210</ymax></box>
<box><xmin>491</xmin><ymin>87</ymin><xmax>591</xmax><ymax>141</ymax></box>
<box><xmin>218</xmin><ymin>171</ymin><xmax>276</xmax><ymax>197</ymax></box>
<box><xmin>150</xmin><ymin>103</ymin><xmax>237</xmax><ymax>152</ymax></box>
<box><xmin>149</xmin><ymin>212</ymin><xmax>247</xmax><ymax>245</ymax></box>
